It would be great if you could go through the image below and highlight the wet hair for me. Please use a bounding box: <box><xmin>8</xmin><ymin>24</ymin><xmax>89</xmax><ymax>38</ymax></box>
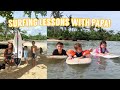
<box><xmin>56</xmin><ymin>42</ymin><xmax>63</xmax><ymax>46</ymax></box>
<box><xmin>100</xmin><ymin>40</ymin><xmax>107</xmax><ymax>53</ymax></box>
<box><xmin>32</xmin><ymin>41</ymin><xmax>35</xmax><ymax>44</ymax></box>
<box><xmin>74</xmin><ymin>43</ymin><xmax>82</xmax><ymax>50</ymax></box>
<box><xmin>100</xmin><ymin>40</ymin><xmax>107</xmax><ymax>46</ymax></box>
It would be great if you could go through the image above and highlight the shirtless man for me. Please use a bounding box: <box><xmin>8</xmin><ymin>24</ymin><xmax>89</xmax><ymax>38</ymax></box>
<box><xmin>31</xmin><ymin>41</ymin><xmax>37</xmax><ymax>67</ymax></box>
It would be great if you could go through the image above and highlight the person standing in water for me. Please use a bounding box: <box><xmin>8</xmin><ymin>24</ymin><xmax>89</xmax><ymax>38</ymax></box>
<box><xmin>31</xmin><ymin>41</ymin><xmax>37</xmax><ymax>67</ymax></box>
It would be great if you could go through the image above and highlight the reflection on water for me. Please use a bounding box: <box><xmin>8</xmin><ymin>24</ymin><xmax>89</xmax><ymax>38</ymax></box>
<box><xmin>47</xmin><ymin>40</ymin><xmax>120</xmax><ymax>79</ymax></box>
<box><xmin>111</xmin><ymin>58</ymin><xmax>120</xmax><ymax>65</ymax></box>
<box><xmin>97</xmin><ymin>58</ymin><xmax>107</xmax><ymax>70</ymax></box>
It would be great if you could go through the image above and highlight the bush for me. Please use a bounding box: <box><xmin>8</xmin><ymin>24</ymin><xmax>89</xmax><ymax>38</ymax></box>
<box><xmin>58</xmin><ymin>36</ymin><xmax>63</xmax><ymax>40</ymax></box>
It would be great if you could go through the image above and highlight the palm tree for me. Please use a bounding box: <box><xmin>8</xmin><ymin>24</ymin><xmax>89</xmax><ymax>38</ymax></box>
<box><xmin>0</xmin><ymin>11</ymin><xmax>47</xmax><ymax>40</ymax></box>
<box><xmin>51</xmin><ymin>11</ymin><xmax>63</xmax><ymax>18</ymax></box>
<box><xmin>50</xmin><ymin>11</ymin><xmax>63</xmax><ymax>36</ymax></box>
<box><xmin>66</xmin><ymin>15</ymin><xmax>73</xmax><ymax>32</ymax></box>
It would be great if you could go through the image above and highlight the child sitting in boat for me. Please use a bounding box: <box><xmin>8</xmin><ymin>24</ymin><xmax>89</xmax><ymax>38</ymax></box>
<box><xmin>52</xmin><ymin>42</ymin><xmax>66</xmax><ymax>55</ymax></box>
<box><xmin>93</xmin><ymin>40</ymin><xmax>109</xmax><ymax>55</ymax></box>
<box><xmin>67</xmin><ymin>43</ymin><xmax>92</xmax><ymax>59</ymax></box>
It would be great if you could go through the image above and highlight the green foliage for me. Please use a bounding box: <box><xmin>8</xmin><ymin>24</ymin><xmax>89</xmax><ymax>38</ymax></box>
<box><xmin>48</xmin><ymin>26</ymin><xmax>120</xmax><ymax>41</ymax></box>
<box><xmin>0</xmin><ymin>11</ymin><xmax>14</xmax><ymax>19</ymax></box>
<box><xmin>23</xmin><ymin>11</ymin><xmax>47</xmax><ymax>18</ymax></box>
<box><xmin>58</xmin><ymin>36</ymin><xmax>63</xmax><ymax>40</ymax></box>
<box><xmin>51</xmin><ymin>11</ymin><xmax>63</xmax><ymax>18</ymax></box>
<box><xmin>0</xmin><ymin>11</ymin><xmax>47</xmax><ymax>40</ymax></box>
<box><xmin>0</xmin><ymin>31</ymin><xmax>47</xmax><ymax>40</ymax></box>
<box><xmin>24</xmin><ymin>33</ymin><xmax>47</xmax><ymax>40</ymax></box>
<box><xmin>0</xmin><ymin>11</ymin><xmax>47</xmax><ymax>19</ymax></box>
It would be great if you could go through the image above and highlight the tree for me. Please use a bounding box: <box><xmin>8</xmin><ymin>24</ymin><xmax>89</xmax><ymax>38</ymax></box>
<box><xmin>51</xmin><ymin>11</ymin><xmax>63</xmax><ymax>18</ymax></box>
<box><xmin>21</xmin><ymin>30</ymin><xmax>27</xmax><ymax>35</ymax></box>
<box><xmin>0</xmin><ymin>11</ymin><xmax>47</xmax><ymax>19</ymax></box>
<box><xmin>51</xmin><ymin>11</ymin><xmax>63</xmax><ymax>36</ymax></box>
<box><xmin>0</xmin><ymin>11</ymin><xmax>47</xmax><ymax>40</ymax></box>
<box><xmin>23</xmin><ymin>11</ymin><xmax>47</xmax><ymax>18</ymax></box>
<box><xmin>64</xmin><ymin>15</ymin><xmax>73</xmax><ymax>32</ymax></box>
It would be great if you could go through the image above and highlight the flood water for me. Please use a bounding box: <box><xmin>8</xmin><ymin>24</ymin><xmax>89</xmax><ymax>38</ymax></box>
<box><xmin>47</xmin><ymin>40</ymin><xmax>120</xmax><ymax>79</ymax></box>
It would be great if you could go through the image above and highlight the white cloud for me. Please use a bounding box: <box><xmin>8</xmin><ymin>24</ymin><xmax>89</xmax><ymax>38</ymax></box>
<box><xmin>0</xmin><ymin>11</ymin><xmax>47</xmax><ymax>35</ymax></box>
<box><xmin>47</xmin><ymin>11</ymin><xmax>120</xmax><ymax>32</ymax></box>
<box><xmin>0</xmin><ymin>11</ymin><xmax>120</xmax><ymax>33</ymax></box>
<box><xmin>0</xmin><ymin>17</ymin><xmax>5</xmax><ymax>23</ymax></box>
<box><xmin>21</xmin><ymin>26</ymin><xmax>47</xmax><ymax>36</ymax></box>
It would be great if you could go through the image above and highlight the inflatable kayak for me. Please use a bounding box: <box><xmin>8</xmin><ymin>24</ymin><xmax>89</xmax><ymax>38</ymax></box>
<box><xmin>46</xmin><ymin>55</ymin><xmax>67</xmax><ymax>59</ymax></box>
<box><xmin>66</xmin><ymin>57</ymin><xmax>92</xmax><ymax>65</ymax></box>
<box><xmin>90</xmin><ymin>52</ymin><xmax>120</xmax><ymax>59</ymax></box>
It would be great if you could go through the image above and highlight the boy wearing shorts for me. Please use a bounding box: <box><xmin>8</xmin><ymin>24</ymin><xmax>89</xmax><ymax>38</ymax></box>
<box><xmin>24</xmin><ymin>46</ymin><xmax>28</xmax><ymax>65</ymax></box>
<box><xmin>31</xmin><ymin>41</ymin><xmax>37</xmax><ymax>67</ymax></box>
